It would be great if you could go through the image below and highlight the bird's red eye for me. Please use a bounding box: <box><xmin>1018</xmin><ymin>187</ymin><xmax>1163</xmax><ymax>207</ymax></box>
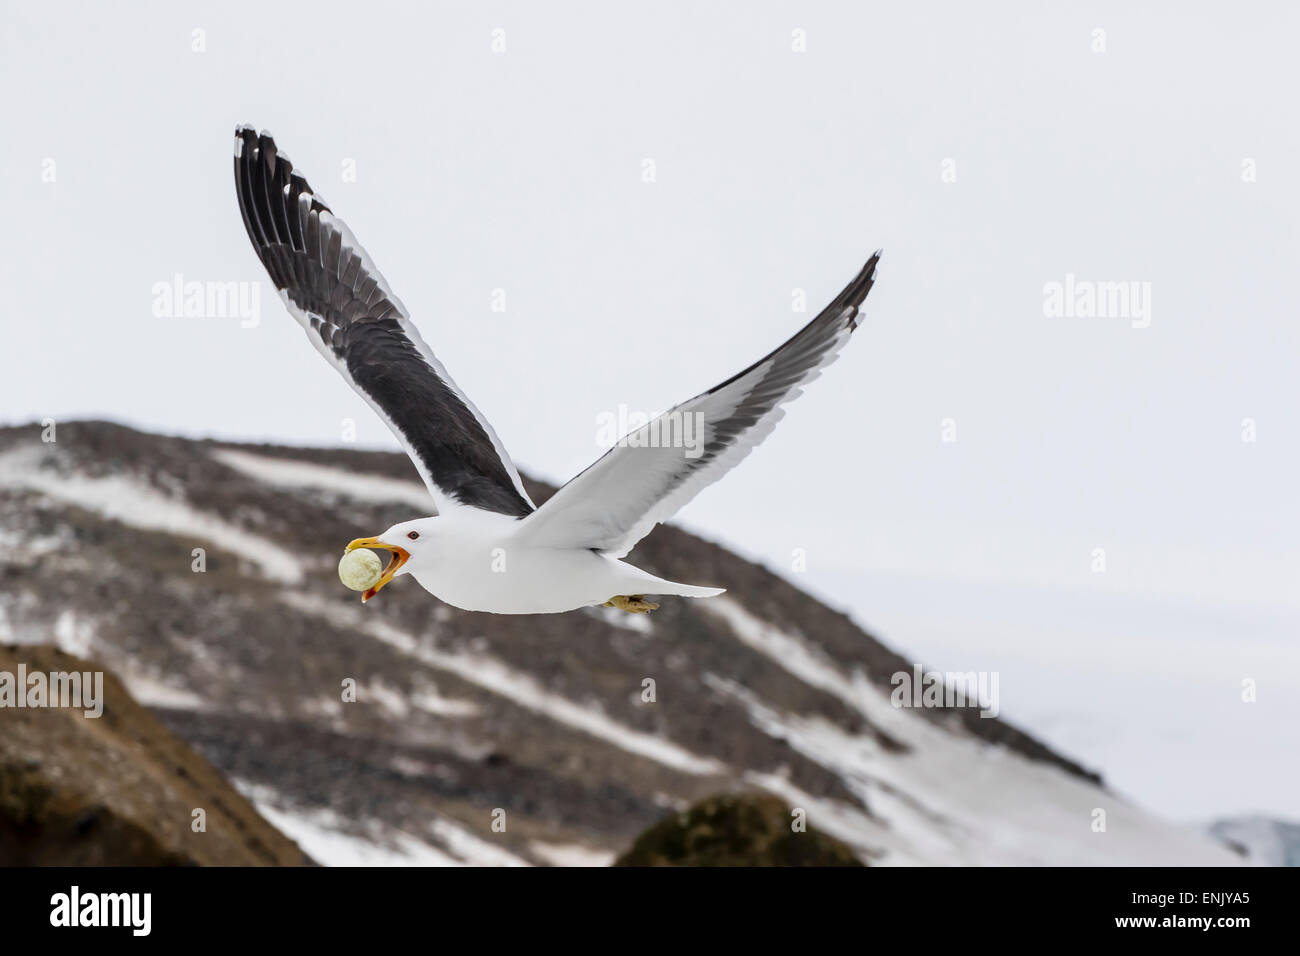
<box><xmin>407</xmin><ymin>531</ymin><xmax>420</xmax><ymax>541</ymax></box>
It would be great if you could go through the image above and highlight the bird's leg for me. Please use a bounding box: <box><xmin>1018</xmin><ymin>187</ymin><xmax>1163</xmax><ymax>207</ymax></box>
<box><xmin>603</xmin><ymin>594</ymin><xmax>660</xmax><ymax>614</ymax></box>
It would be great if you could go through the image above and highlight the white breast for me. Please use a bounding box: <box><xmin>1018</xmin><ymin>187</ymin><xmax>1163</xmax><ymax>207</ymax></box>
<box><xmin>402</xmin><ymin>512</ymin><xmax>627</xmax><ymax>613</ymax></box>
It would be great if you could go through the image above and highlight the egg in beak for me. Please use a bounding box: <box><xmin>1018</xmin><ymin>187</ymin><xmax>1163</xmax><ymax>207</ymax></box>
<box><xmin>345</xmin><ymin>537</ymin><xmax>410</xmax><ymax>602</ymax></box>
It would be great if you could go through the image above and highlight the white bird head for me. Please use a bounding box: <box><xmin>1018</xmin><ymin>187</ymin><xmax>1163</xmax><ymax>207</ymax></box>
<box><xmin>345</xmin><ymin>517</ymin><xmax>438</xmax><ymax>602</ymax></box>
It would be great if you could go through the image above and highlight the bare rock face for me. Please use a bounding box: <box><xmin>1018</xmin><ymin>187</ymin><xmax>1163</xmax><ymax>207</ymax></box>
<box><xmin>0</xmin><ymin>643</ymin><xmax>311</xmax><ymax>866</ymax></box>
<box><xmin>615</xmin><ymin>794</ymin><xmax>864</xmax><ymax>867</ymax></box>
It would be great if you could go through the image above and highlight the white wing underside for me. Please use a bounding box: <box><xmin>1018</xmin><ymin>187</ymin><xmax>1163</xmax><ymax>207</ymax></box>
<box><xmin>515</xmin><ymin>255</ymin><xmax>879</xmax><ymax>558</ymax></box>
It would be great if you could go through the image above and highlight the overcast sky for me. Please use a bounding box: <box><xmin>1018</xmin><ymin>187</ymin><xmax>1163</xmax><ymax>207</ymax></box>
<box><xmin>3</xmin><ymin>1</ymin><xmax>1297</xmax><ymax>821</ymax></box>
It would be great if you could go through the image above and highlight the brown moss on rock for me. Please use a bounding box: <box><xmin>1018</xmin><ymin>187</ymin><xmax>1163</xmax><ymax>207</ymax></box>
<box><xmin>614</xmin><ymin>793</ymin><xmax>865</xmax><ymax>867</ymax></box>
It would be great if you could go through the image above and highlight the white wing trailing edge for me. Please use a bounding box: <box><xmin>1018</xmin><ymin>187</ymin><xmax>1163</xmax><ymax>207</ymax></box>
<box><xmin>515</xmin><ymin>253</ymin><xmax>881</xmax><ymax>557</ymax></box>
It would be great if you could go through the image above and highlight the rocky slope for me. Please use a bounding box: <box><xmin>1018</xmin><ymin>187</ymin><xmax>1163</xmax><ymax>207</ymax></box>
<box><xmin>0</xmin><ymin>421</ymin><xmax>1239</xmax><ymax>865</ymax></box>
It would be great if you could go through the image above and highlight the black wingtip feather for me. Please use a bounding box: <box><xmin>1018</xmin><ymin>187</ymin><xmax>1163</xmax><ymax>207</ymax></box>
<box><xmin>838</xmin><ymin>251</ymin><xmax>881</xmax><ymax>320</ymax></box>
<box><xmin>234</xmin><ymin>127</ymin><xmax>332</xmax><ymax>289</ymax></box>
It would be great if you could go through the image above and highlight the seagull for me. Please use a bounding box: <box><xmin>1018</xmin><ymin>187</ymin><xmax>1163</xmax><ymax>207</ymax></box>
<box><xmin>233</xmin><ymin>127</ymin><xmax>880</xmax><ymax>615</ymax></box>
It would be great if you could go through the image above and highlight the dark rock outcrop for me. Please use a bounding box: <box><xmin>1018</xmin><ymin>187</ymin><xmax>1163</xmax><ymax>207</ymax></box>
<box><xmin>0</xmin><ymin>643</ymin><xmax>311</xmax><ymax>866</ymax></box>
<box><xmin>615</xmin><ymin>794</ymin><xmax>864</xmax><ymax>866</ymax></box>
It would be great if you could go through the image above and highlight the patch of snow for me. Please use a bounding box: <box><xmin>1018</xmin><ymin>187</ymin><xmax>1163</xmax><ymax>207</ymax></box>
<box><xmin>238</xmin><ymin>782</ymin><xmax>458</xmax><ymax>866</ymax></box>
<box><xmin>240</xmin><ymin>781</ymin><xmax>531</xmax><ymax>867</ymax></box>
<box><xmin>588</xmin><ymin>603</ymin><xmax>654</xmax><ymax>634</ymax></box>
<box><xmin>364</xmin><ymin>680</ymin><xmax>409</xmax><ymax>717</ymax></box>
<box><xmin>428</xmin><ymin>818</ymin><xmax>530</xmax><ymax>867</ymax></box>
<box><xmin>299</xmin><ymin>696</ymin><xmax>344</xmax><ymax>719</ymax></box>
<box><xmin>258</xmin><ymin>804</ymin><xmax>463</xmax><ymax>866</ymax></box>
<box><xmin>528</xmin><ymin>841</ymin><xmax>617</xmax><ymax>867</ymax></box>
<box><xmin>212</xmin><ymin>448</ymin><xmax>433</xmax><ymax>511</ymax></box>
<box><xmin>121</xmin><ymin>673</ymin><xmax>207</xmax><ymax>710</ymax></box>
<box><xmin>53</xmin><ymin>610</ymin><xmax>95</xmax><ymax>657</ymax></box>
<box><xmin>410</xmin><ymin>683</ymin><xmax>480</xmax><ymax>717</ymax></box>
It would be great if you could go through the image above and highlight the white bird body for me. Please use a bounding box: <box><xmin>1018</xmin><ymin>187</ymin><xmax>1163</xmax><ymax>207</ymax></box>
<box><xmin>234</xmin><ymin>126</ymin><xmax>879</xmax><ymax>615</ymax></box>
<box><xmin>381</xmin><ymin>514</ymin><xmax>722</xmax><ymax>615</ymax></box>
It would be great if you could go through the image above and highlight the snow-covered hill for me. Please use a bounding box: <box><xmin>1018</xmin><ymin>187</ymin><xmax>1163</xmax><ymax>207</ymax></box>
<box><xmin>0</xmin><ymin>421</ymin><xmax>1240</xmax><ymax>865</ymax></box>
<box><xmin>1209</xmin><ymin>816</ymin><xmax>1300</xmax><ymax>867</ymax></box>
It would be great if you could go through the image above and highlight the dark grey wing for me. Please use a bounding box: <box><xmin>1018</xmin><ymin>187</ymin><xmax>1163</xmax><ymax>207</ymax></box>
<box><xmin>233</xmin><ymin>126</ymin><xmax>534</xmax><ymax>517</ymax></box>
<box><xmin>514</xmin><ymin>254</ymin><xmax>880</xmax><ymax>556</ymax></box>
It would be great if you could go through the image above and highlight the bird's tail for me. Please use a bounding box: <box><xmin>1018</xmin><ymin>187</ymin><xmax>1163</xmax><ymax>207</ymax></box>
<box><xmin>657</xmin><ymin>582</ymin><xmax>726</xmax><ymax>599</ymax></box>
<box><xmin>615</xmin><ymin>561</ymin><xmax>725</xmax><ymax>599</ymax></box>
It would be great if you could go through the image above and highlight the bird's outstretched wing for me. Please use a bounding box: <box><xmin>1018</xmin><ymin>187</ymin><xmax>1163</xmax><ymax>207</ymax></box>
<box><xmin>514</xmin><ymin>254</ymin><xmax>880</xmax><ymax>557</ymax></box>
<box><xmin>233</xmin><ymin>126</ymin><xmax>534</xmax><ymax>518</ymax></box>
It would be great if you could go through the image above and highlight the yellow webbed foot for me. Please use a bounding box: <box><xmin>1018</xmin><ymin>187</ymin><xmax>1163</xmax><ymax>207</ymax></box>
<box><xmin>604</xmin><ymin>594</ymin><xmax>660</xmax><ymax>613</ymax></box>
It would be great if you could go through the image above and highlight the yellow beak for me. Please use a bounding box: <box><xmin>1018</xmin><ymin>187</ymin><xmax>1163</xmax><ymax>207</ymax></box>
<box><xmin>346</xmin><ymin>537</ymin><xmax>410</xmax><ymax>603</ymax></box>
